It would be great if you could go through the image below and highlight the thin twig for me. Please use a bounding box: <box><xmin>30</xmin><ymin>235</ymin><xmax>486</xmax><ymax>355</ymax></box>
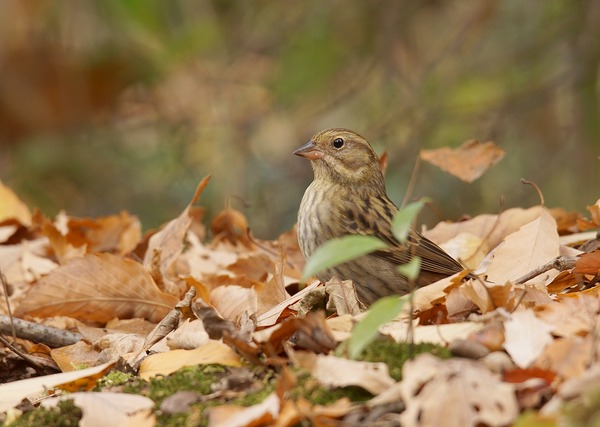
<box><xmin>514</xmin><ymin>256</ymin><xmax>577</xmax><ymax>284</ymax></box>
<box><xmin>0</xmin><ymin>268</ymin><xmax>16</xmax><ymax>341</ymax></box>
<box><xmin>521</xmin><ymin>178</ymin><xmax>545</xmax><ymax>207</ymax></box>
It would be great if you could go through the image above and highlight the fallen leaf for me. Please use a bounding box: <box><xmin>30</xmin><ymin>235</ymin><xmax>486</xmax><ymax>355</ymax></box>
<box><xmin>573</xmin><ymin>250</ymin><xmax>600</xmax><ymax>275</ymax></box>
<box><xmin>399</xmin><ymin>353</ymin><xmax>518</xmax><ymax>427</ymax></box>
<box><xmin>0</xmin><ymin>361</ymin><xmax>115</xmax><ymax>412</ymax></box>
<box><xmin>535</xmin><ymin>336</ymin><xmax>590</xmax><ymax>380</ymax></box>
<box><xmin>211</xmin><ymin>285</ymin><xmax>258</xmax><ymax>322</ymax></box>
<box><xmin>139</xmin><ymin>340</ymin><xmax>241</xmax><ymax>380</ymax></box>
<box><xmin>0</xmin><ymin>180</ymin><xmax>32</xmax><ymax>226</ymax></box>
<box><xmin>420</xmin><ymin>139</ymin><xmax>505</xmax><ymax>183</ymax></box>
<box><xmin>41</xmin><ymin>392</ymin><xmax>155</xmax><ymax>427</ymax></box>
<box><xmin>292</xmin><ymin>352</ymin><xmax>395</xmax><ymax>395</ymax></box>
<box><xmin>423</xmin><ymin>206</ymin><xmax>546</xmax><ymax>254</ymax></box>
<box><xmin>325</xmin><ymin>277</ymin><xmax>362</xmax><ymax>315</ymax></box>
<box><xmin>503</xmin><ymin>309</ymin><xmax>553</xmax><ymax>368</ymax></box>
<box><xmin>208</xmin><ymin>392</ymin><xmax>279</xmax><ymax>427</ymax></box>
<box><xmin>15</xmin><ymin>253</ymin><xmax>178</xmax><ymax>323</ymax></box>
<box><xmin>144</xmin><ymin>176</ymin><xmax>211</xmax><ymax>292</ymax></box>
<box><xmin>486</xmin><ymin>209</ymin><xmax>560</xmax><ymax>285</ymax></box>
<box><xmin>535</xmin><ymin>293</ymin><xmax>600</xmax><ymax>337</ymax></box>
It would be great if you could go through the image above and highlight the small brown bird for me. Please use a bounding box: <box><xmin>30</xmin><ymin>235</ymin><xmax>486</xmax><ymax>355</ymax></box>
<box><xmin>295</xmin><ymin>128</ymin><xmax>464</xmax><ymax>306</ymax></box>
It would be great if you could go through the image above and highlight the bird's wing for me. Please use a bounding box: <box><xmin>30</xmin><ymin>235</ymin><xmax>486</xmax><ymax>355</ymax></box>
<box><xmin>340</xmin><ymin>194</ymin><xmax>463</xmax><ymax>275</ymax></box>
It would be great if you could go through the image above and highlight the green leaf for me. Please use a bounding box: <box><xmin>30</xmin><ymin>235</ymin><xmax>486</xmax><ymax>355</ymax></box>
<box><xmin>301</xmin><ymin>235</ymin><xmax>387</xmax><ymax>281</ymax></box>
<box><xmin>391</xmin><ymin>199</ymin><xmax>429</xmax><ymax>242</ymax></box>
<box><xmin>347</xmin><ymin>295</ymin><xmax>408</xmax><ymax>359</ymax></box>
<box><xmin>397</xmin><ymin>256</ymin><xmax>421</xmax><ymax>280</ymax></box>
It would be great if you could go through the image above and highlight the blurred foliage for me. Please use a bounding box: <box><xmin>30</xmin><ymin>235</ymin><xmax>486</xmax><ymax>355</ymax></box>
<box><xmin>0</xmin><ymin>0</ymin><xmax>599</xmax><ymax>237</ymax></box>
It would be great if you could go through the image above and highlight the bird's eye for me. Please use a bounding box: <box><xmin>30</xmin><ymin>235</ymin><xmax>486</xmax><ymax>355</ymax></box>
<box><xmin>332</xmin><ymin>138</ymin><xmax>344</xmax><ymax>149</ymax></box>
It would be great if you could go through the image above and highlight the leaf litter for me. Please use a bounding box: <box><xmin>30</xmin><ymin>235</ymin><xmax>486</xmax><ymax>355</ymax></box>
<box><xmin>0</xmin><ymin>165</ymin><xmax>600</xmax><ymax>426</ymax></box>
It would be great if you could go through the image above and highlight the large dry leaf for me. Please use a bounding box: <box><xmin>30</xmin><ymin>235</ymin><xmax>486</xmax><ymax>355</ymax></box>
<box><xmin>211</xmin><ymin>285</ymin><xmax>258</xmax><ymax>322</ymax></box>
<box><xmin>208</xmin><ymin>392</ymin><xmax>279</xmax><ymax>427</ymax></box>
<box><xmin>15</xmin><ymin>253</ymin><xmax>178</xmax><ymax>323</ymax></box>
<box><xmin>143</xmin><ymin>176</ymin><xmax>211</xmax><ymax>278</ymax></box>
<box><xmin>574</xmin><ymin>250</ymin><xmax>600</xmax><ymax>275</ymax></box>
<box><xmin>399</xmin><ymin>354</ymin><xmax>518</xmax><ymax>427</ymax></box>
<box><xmin>41</xmin><ymin>392</ymin><xmax>155</xmax><ymax>427</ymax></box>
<box><xmin>292</xmin><ymin>352</ymin><xmax>395</xmax><ymax>395</ymax></box>
<box><xmin>66</xmin><ymin>212</ymin><xmax>142</xmax><ymax>255</ymax></box>
<box><xmin>380</xmin><ymin>321</ymin><xmax>483</xmax><ymax>345</ymax></box>
<box><xmin>423</xmin><ymin>206</ymin><xmax>545</xmax><ymax>253</ymax></box>
<box><xmin>535</xmin><ymin>293</ymin><xmax>600</xmax><ymax>337</ymax></box>
<box><xmin>535</xmin><ymin>336</ymin><xmax>591</xmax><ymax>380</ymax></box>
<box><xmin>485</xmin><ymin>209</ymin><xmax>560</xmax><ymax>285</ymax></box>
<box><xmin>0</xmin><ymin>361</ymin><xmax>115</xmax><ymax>412</ymax></box>
<box><xmin>139</xmin><ymin>340</ymin><xmax>241</xmax><ymax>380</ymax></box>
<box><xmin>577</xmin><ymin>199</ymin><xmax>600</xmax><ymax>230</ymax></box>
<box><xmin>503</xmin><ymin>309</ymin><xmax>553</xmax><ymax>368</ymax></box>
<box><xmin>256</xmin><ymin>254</ymin><xmax>289</xmax><ymax>316</ymax></box>
<box><xmin>0</xmin><ymin>180</ymin><xmax>32</xmax><ymax>226</ymax></box>
<box><xmin>420</xmin><ymin>139</ymin><xmax>505</xmax><ymax>183</ymax></box>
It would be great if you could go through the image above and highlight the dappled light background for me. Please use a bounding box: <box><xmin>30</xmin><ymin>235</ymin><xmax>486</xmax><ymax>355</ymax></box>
<box><xmin>1</xmin><ymin>0</ymin><xmax>599</xmax><ymax>238</ymax></box>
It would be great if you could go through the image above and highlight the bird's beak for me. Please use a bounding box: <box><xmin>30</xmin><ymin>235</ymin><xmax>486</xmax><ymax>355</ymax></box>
<box><xmin>293</xmin><ymin>140</ymin><xmax>324</xmax><ymax>160</ymax></box>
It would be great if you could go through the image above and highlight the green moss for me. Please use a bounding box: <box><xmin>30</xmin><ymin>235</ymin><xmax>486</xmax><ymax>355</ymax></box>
<box><xmin>123</xmin><ymin>364</ymin><xmax>228</xmax><ymax>405</ymax></box>
<box><xmin>7</xmin><ymin>399</ymin><xmax>82</xmax><ymax>427</ymax></box>
<box><xmin>94</xmin><ymin>370</ymin><xmax>132</xmax><ymax>390</ymax></box>
<box><xmin>357</xmin><ymin>339</ymin><xmax>451</xmax><ymax>381</ymax></box>
<box><xmin>291</xmin><ymin>372</ymin><xmax>373</xmax><ymax>405</ymax></box>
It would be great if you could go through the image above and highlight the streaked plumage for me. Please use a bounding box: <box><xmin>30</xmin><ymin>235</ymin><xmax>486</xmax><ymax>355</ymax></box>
<box><xmin>295</xmin><ymin>128</ymin><xmax>463</xmax><ymax>305</ymax></box>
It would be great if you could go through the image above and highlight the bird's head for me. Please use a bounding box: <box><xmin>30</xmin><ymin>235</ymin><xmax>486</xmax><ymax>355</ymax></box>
<box><xmin>294</xmin><ymin>128</ymin><xmax>386</xmax><ymax>189</ymax></box>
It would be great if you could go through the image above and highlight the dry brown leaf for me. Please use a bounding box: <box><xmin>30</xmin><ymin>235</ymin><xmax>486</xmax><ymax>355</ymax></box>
<box><xmin>399</xmin><ymin>354</ymin><xmax>518</xmax><ymax>427</ymax></box>
<box><xmin>548</xmin><ymin>207</ymin><xmax>582</xmax><ymax>234</ymax></box>
<box><xmin>143</xmin><ymin>176</ymin><xmax>211</xmax><ymax>291</ymax></box>
<box><xmin>423</xmin><ymin>206</ymin><xmax>546</xmax><ymax>254</ymax></box>
<box><xmin>51</xmin><ymin>341</ymin><xmax>102</xmax><ymax>372</ymax></box>
<box><xmin>461</xmin><ymin>280</ymin><xmax>513</xmax><ymax>313</ymax></box>
<box><xmin>211</xmin><ymin>285</ymin><xmax>258</xmax><ymax>322</ymax></box>
<box><xmin>66</xmin><ymin>212</ymin><xmax>142</xmax><ymax>255</ymax></box>
<box><xmin>255</xmin><ymin>280</ymin><xmax>321</xmax><ymax>327</ymax></box>
<box><xmin>535</xmin><ymin>336</ymin><xmax>591</xmax><ymax>380</ymax></box>
<box><xmin>574</xmin><ymin>250</ymin><xmax>600</xmax><ymax>275</ymax></box>
<box><xmin>486</xmin><ymin>209</ymin><xmax>560</xmax><ymax>285</ymax></box>
<box><xmin>535</xmin><ymin>293</ymin><xmax>600</xmax><ymax>337</ymax></box>
<box><xmin>380</xmin><ymin>321</ymin><xmax>483</xmax><ymax>345</ymax></box>
<box><xmin>291</xmin><ymin>352</ymin><xmax>395</xmax><ymax>395</ymax></box>
<box><xmin>211</xmin><ymin>208</ymin><xmax>253</xmax><ymax>248</ymax></box>
<box><xmin>445</xmin><ymin>285</ymin><xmax>478</xmax><ymax>320</ymax></box>
<box><xmin>33</xmin><ymin>211</ymin><xmax>86</xmax><ymax>264</ymax></box>
<box><xmin>0</xmin><ymin>180</ymin><xmax>32</xmax><ymax>226</ymax></box>
<box><xmin>277</xmin><ymin>397</ymin><xmax>351</xmax><ymax>427</ymax></box>
<box><xmin>15</xmin><ymin>253</ymin><xmax>178</xmax><ymax>323</ymax></box>
<box><xmin>576</xmin><ymin>199</ymin><xmax>600</xmax><ymax>230</ymax></box>
<box><xmin>0</xmin><ymin>239</ymin><xmax>58</xmax><ymax>312</ymax></box>
<box><xmin>139</xmin><ymin>340</ymin><xmax>241</xmax><ymax>380</ymax></box>
<box><xmin>207</xmin><ymin>392</ymin><xmax>279</xmax><ymax>427</ymax></box>
<box><xmin>0</xmin><ymin>361</ymin><xmax>115</xmax><ymax>412</ymax></box>
<box><xmin>0</xmin><ymin>225</ymin><xmax>18</xmax><ymax>243</ymax></box>
<box><xmin>420</xmin><ymin>139</ymin><xmax>505</xmax><ymax>183</ymax></box>
<box><xmin>503</xmin><ymin>309</ymin><xmax>553</xmax><ymax>368</ymax></box>
<box><xmin>165</xmin><ymin>319</ymin><xmax>210</xmax><ymax>350</ymax></box>
<box><xmin>256</xmin><ymin>254</ymin><xmax>289</xmax><ymax>317</ymax></box>
<box><xmin>325</xmin><ymin>277</ymin><xmax>362</xmax><ymax>315</ymax></box>
<box><xmin>440</xmin><ymin>232</ymin><xmax>488</xmax><ymax>269</ymax></box>
<box><xmin>41</xmin><ymin>392</ymin><xmax>155</xmax><ymax>427</ymax></box>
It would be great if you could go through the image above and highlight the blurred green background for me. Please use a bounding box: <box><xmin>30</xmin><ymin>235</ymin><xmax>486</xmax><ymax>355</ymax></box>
<box><xmin>1</xmin><ymin>0</ymin><xmax>598</xmax><ymax>238</ymax></box>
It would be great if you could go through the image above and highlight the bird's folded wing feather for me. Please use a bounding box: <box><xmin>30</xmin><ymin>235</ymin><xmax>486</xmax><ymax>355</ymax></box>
<box><xmin>341</xmin><ymin>194</ymin><xmax>464</xmax><ymax>275</ymax></box>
